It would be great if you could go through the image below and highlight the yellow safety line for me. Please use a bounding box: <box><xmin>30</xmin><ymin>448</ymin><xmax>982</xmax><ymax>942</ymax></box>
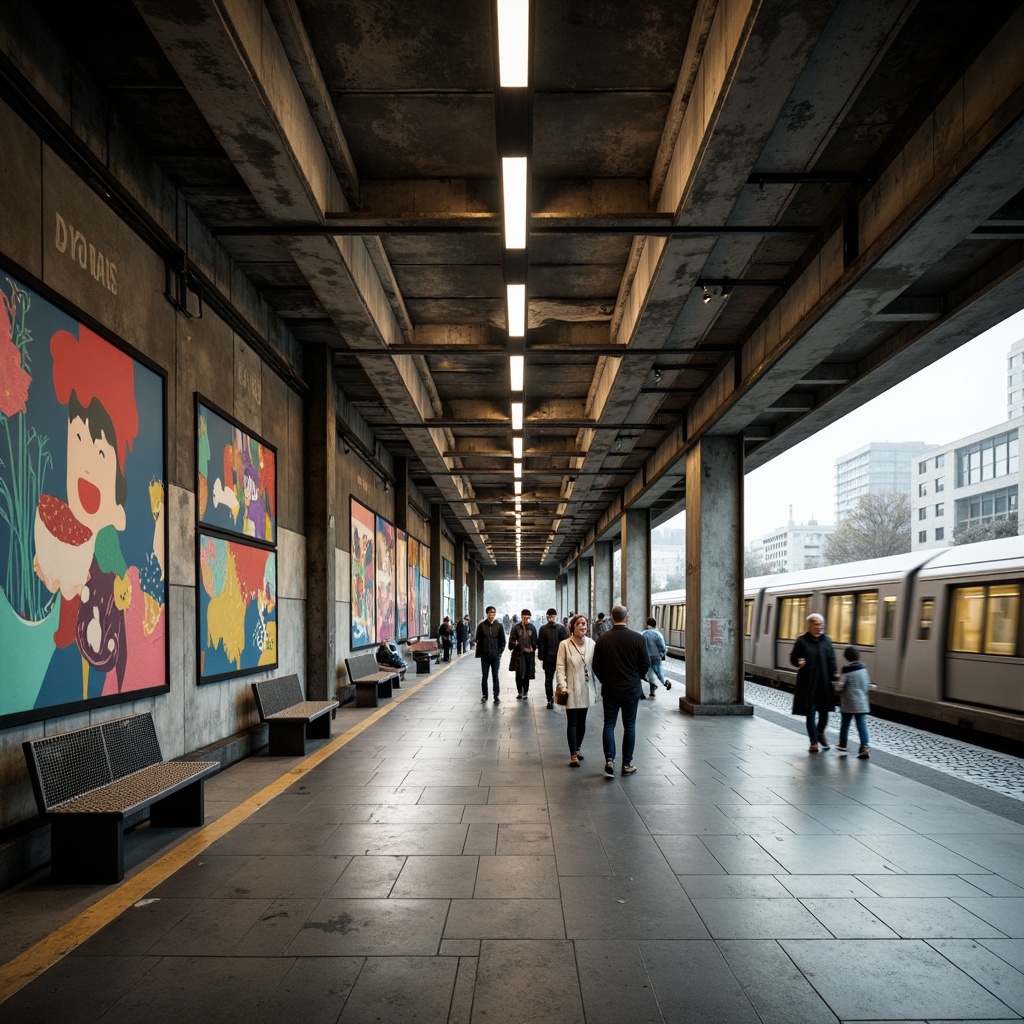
<box><xmin>0</xmin><ymin>665</ymin><xmax>449</xmax><ymax>1004</ymax></box>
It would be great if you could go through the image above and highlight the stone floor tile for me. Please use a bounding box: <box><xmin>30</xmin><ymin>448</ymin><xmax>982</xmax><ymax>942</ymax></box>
<box><xmin>285</xmin><ymin>897</ymin><xmax>449</xmax><ymax>955</ymax></box>
<box><xmin>417</xmin><ymin>786</ymin><xmax>490</xmax><ymax>804</ymax></box>
<box><xmin>461</xmin><ymin>804</ymin><xmax>550</xmax><ymax>824</ymax></box>
<box><xmin>147</xmin><ymin>897</ymin><xmax>275</xmax><ymax>956</ymax></box>
<box><xmin>495</xmin><ymin>823</ymin><xmax>554</xmax><ymax>855</ymax></box>
<box><xmin>860</xmin><ymin>897</ymin><xmax>1007</xmax><ymax>939</ymax></box>
<box><xmin>801</xmin><ymin>897</ymin><xmax>901</xmax><ymax>938</ymax></box>
<box><xmin>232</xmin><ymin>897</ymin><xmax>319</xmax><ymax>955</ymax></box>
<box><xmin>390</xmin><ymin>855</ymin><xmax>480</xmax><ymax>899</ymax></box>
<box><xmin>678</xmin><ymin>874</ymin><xmax>792</xmax><ymax>899</ymax></box>
<box><xmin>930</xmin><ymin>834</ymin><xmax>1024</xmax><ymax>887</ymax></box>
<box><xmin>211</xmin><ymin>854</ymin><xmax>350</xmax><ymax>898</ymax></box>
<box><xmin>256</xmin><ymin>957</ymin><xmax>365</xmax><ymax>1024</ymax></box>
<box><xmin>753</xmin><ymin>833</ymin><xmax>899</xmax><ymax>874</ymax></box>
<box><xmin>444</xmin><ymin>898</ymin><xmax>565</xmax><ymax>939</ymax></box>
<box><xmin>717</xmin><ymin>938</ymin><xmax>842</xmax><ymax>1024</ymax></box>
<box><xmin>928</xmin><ymin>938</ymin><xmax>1024</xmax><ymax>1015</ymax></box>
<box><xmin>697</xmin><ymin>834</ymin><xmax>792</xmax><ymax>874</ymax></box>
<box><xmin>205</xmin><ymin>821</ymin><xmax>339</xmax><ymax>857</ymax></box>
<box><xmin>486</xmin><ymin>786</ymin><xmax>548</xmax><ymax>804</ymax></box>
<box><xmin>472</xmin><ymin>940</ymin><xmax>584</xmax><ymax>1024</ymax></box>
<box><xmin>978</xmin><ymin>939</ymin><xmax>1024</xmax><ymax>972</ymax></box>
<box><xmin>474</xmin><ymin>854</ymin><xmax>559</xmax><ymax>898</ymax></box>
<box><xmin>336</xmin><ymin>956</ymin><xmax>459</xmax><ymax>1024</ymax></box>
<box><xmin>654</xmin><ymin>834</ymin><xmax>728</xmax><ymax>874</ymax></box>
<box><xmin>463</xmin><ymin>822</ymin><xmax>498</xmax><ymax>855</ymax></box>
<box><xmin>145</xmin><ymin>855</ymin><xmax>251</xmax><ymax>898</ymax></box>
<box><xmin>691</xmin><ymin>897</ymin><xmax>831</xmax><ymax>939</ymax></box>
<box><xmin>857</xmin><ymin>834</ymin><xmax>993</xmax><ymax>875</ymax></box>
<box><xmin>951</xmin><ymin>898</ymin><xmax>1024</xmax><ymax>938</ymax></box>
<box><xmin>783</xmin><ymin>938</ymin><xmax>1016</xmax><ymax>1020</ymax></box>
<box><xmin>448</xmin><ymin>955</ymin><xmax>478</xmax><ymax>1024</ymax></box>
<box><xmin>319</xmin><ymin>822</ymin><xmax>469</xmax><ymax>856</ymax></box>
<box><xmin>856</xmin><ymin>874</ymin><xmax>997</xmax><ymax>898</ymax></box>
<box><xmin>440</xmin><ymin>939</ymin><xmax>481</xmax><ymax>956</ymax></box>
<box><xmin>327</xmin><ymin>855</ymin><xmax>405</xmax><ymax>897</ymax></box>
<box><xmin>573</xmin><ymin>939</ymin><xmax>663</xmax><ymax>1024</ymax></box>
<box><xmin>776</xmin><ymin>874</ymin><xmax>877</xmax><ymax>898</ymax></box>
<box><xmin>72</xmin><ymin>897</ymin><xmax>198</xmax><ymax>956</ymax></box>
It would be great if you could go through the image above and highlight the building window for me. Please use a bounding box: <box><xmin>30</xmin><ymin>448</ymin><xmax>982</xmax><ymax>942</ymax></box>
<box><xmin>918</xmin><ymin>508</ymin><xmax>927</xmax><ymax>521</ymax></box>
<box><xmin>955</xmin><ymin>429</ymin><xmax>1019</xmax><ymax>486</ymax></box>
<box><xmin>918</xmin><ymin>530</ymin><xmax>927</xmax><ymax>543</ymax></box>
<box><xmin>918</xmin><ymin>461</ymin><xmax>927</xmax><ymax>474</ymax></box>
<box><xmin>935</xmin><ymin>503</ymin><xmax>944</xmax><ymax>516</ymax></box>
<box><xmin>935</xmin><ymin>454</ymin><xmax>944</xmax><ymax>468</ymax></box>
<box><xmin>935</xmin><ymin>527</ymin><xmax>944</xmax><ymax>541</ymax></box>
<box><xmin>935</xmin><ymin>478</ymin><xmax>944</xmax><ymax>493</ymax></box>
<box><xmin>918</xmin><ymin>483</ymin><xmax>927</xmax><ymax>497</ymax></box>
<box><xmin>954</xmin><ymin>485</ymin><xmax>1019</xmax><ymax>530</ymax></box>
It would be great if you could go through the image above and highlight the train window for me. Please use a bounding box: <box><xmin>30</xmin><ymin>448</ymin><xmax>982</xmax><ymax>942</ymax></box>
<box><xmin>778</xmin><ymin>597</ymin><xmax>808</xmax><ymax>639</ymax></box>
<box><xmin>671</xmin><ymin>603</ymin><xmax>685</xmax><ymax>632</ymax></box>
<box><xmin>763</xmin><ymin>604</ymin><xmax>772</xmax><ymax>635</ymax></box>
<box><xmin>948</xmin><ymin>586</ymin><xmax>985</xmax><ymax>653</ymax></box>
<box><xmin>826</xmin><ymin>593</ymin><xmax>854</xmax><ymax>644</ymax></box>
<box><xmin>985</xmin><ymin>584</ymin><xmax>1020</xmax><ymax>655</ymax></box>
<box><xmin>918</xmin><ymin>598</ymin><xmax>934</xmax><ymax>640</ymax></box>
<box><xmin>743</xmin><ymin>599</ymin><xmax>754</xmax><ymax>637</ymax></box>
<box><xmin>856</xmin><ymin>592</ymin><xmax>878</xmax><ymax>646</ymax></box>
<box><xmin>881</xmin><ymin>596</ymin><xmax>898</xmax><ymax>639</ymax></box>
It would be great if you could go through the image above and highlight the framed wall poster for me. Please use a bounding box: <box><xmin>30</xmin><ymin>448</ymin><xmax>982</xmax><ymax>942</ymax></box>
<box><xmin>196</xmin><ymin>397</ymin><xmax>276</xmax><ymax>544</ymax></box>
<box><xmin>407</xmin><ymin>536</ymin><xmax>419</xmax><ymax>637</ymax></box>
<box><xmin>396</xmin><ymin>528</ymin><xmax>408</xmax><ymax>640</ymax></box>
<box><xmin>350</xmin><ymin>497</ymin><xmax>375</xmax><ymax>648</ymax></box>
<box><xmin>197</xmin><ymin>532</ymin><xmax>277</xmax><ymax>682</ymax></box>
<box><xmin>419</xmin><ymin>540</ymin><xmax>431</xmax><ymax>634</ymax></box>
<box><xmin>375</xmin><ymin>514</ymin><xmax>395</xmax><ymax>643</ymax></box>
<box><xmin>0</xmin><ymin>264</ymin><xmax>168</xmax><ymax>726</ymax></box>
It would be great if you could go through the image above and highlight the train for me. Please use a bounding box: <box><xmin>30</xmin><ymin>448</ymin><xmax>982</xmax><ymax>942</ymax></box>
<box><xmin>650</xmin><ymin>535</ymin><xmax>1024</xmax><ymax>744</ymax></box>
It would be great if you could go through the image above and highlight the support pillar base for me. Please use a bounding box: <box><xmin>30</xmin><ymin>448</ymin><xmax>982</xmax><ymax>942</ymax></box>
<box><xmin>679</xmin><ymin>699</ymin><xmax>754</xmax><ymax>716</ymax></box>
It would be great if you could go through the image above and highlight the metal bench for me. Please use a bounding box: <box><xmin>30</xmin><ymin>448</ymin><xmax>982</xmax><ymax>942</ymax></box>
<box><xmin>408</xmin><ymin>639</ymin><xmax>441</xmax><ymax>673</ymax></box>
<box><xmin>345</xmin><ymin>652</ymin><xmax>402</xmax><ymax>708</ymax></box>
<box><xmin>22</xmin><ymin>712</ymin><xmax>218</xmax><ymax>884</ymax></box>
<box><xmin>251</xmin><ymin>674</ymin><xmax>339</xmax><ymax>756</ymax></box>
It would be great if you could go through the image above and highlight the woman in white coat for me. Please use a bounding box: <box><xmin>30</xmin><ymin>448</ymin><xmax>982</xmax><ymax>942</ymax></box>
<box><xmin>555</xmin><ymin>613</ymin><xmax>601</xmax><ymax>766</ymax></box>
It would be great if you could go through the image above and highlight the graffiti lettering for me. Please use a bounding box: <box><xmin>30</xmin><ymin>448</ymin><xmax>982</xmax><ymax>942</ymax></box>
<box><xmin>53</xmin><ymin>212</ymin><xmax>119</xmax><ymax>294</ymax></box>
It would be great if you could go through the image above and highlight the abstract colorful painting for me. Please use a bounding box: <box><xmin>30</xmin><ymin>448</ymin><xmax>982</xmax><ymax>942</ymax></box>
<box><xmin>197</xmin><ymin>533</ymin><xmax>277</xmax><ymax>681</ymax></box>
<box><xmin>0</xmin><ymin>267</ymin><xmax>168</xmax><ymax>725</ymax></box>
<box><xmin>350</xmin><ymin>497</ymin><xmax>375</xmax><ymax>648</ymax></box>
<box><xmin>375</xmin><ymin>515</ymin><xmax>395</xmax><ymax>642</ymax></box>
<box><xmin>396</xmin><ymin>529</ymin><xmax>408</xmax><ymax>640</ymax></box>
<box><xmin>196</xmin><ymin>399</ymin><xmax>276</xmax><ymax>544</ymax></box>
<box><xmin>407</xmin><ymin>536</ymin><xmax>419</xmax><ymax>637</ymax></box>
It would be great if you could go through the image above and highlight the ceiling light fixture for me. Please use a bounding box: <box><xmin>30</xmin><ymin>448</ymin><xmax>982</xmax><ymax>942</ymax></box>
<box><xmin>514</xmin><ymin>461</ymin><xmax>522</xmax><ymax>479</ymax></box>
<box><xmin>514</xmin><ymin>480</ymin><xmax>522</xmax><ymax>495</ymax></box>
<box><xmin>502</xmin><ymin>157</ymin><xmax>528</xmax><ymax>249</ymax></box>
<box><xmin>700</xmin><ymin>282</ymin><xmax>711</xmax><ymax>304</ymax></box>
<box><xmin>510</xmin><ymin>354</ymin><xmax>524</xmax><ymax>391</ymax></box>
<box><xmin>496</xmin><ymin>0</ymin><xmax>529</xmax><ymax>88</ymax></box>
<box><xmin>653</xmin><ymin>367</ymin><xmax>662</xmax><ymax>384</ymax></box>
<box><xmin>721</xmin><ymin>279</ymin><xmax>732</xmax><ymax>301</ymax></box>
<box><xmin>511</xmin><ymin>401</ymin><xmax>523</xmax><ymax>430</ymax></box>
<box><xmin>512</xmin><ymin>436</ymin><xmax>523</xmax><ymax>459</ymax></box>
<box><xmin>507</xmin><ymin>283</ymin><xmax>526</xmax><ymax>337</ymax></box>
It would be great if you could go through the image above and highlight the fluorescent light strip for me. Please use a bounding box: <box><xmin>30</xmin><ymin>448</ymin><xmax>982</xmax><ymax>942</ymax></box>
<box><xmin>507</xmin><ymin>283</ymin><xmax>526</xmax><ymax>337</ymax></box>
<box><xmin>510</xmin><ymin>354</ymin><xmax>524</xmax><ymax>391</ymax></box>
<box><xmin>514</xmin><ymin>480</ymin><xmax>522</xmax><ymax>495</ymax></box>
<box><xmin>497</xmin><ymin>0</ymin><xmax>529</xmax><ymax>88</ymax></box>
<box><xmin>513</xmin><ymin>461</ymin><xmax>522</xmax><ymax>479</ymax></box>
<box><xmin>511</xmin><ymin>401</ymin><xmax>523</xmax><ymax>430</ymax></box>
<box><xmin>502</xmin><ymin>157</ymin><xmax>527</xmax><ymax>249</ymax></box>
<box><xmin>512</xmin><ymin>436</ymin><xmax>523</xmax><ymax>460</ymax></box>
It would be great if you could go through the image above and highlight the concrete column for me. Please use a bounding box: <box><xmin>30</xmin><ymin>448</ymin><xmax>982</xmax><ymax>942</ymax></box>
<box><xmin>565</xmin><ymin>563</ymin><xmax>577</xmax><ymax>615</ymax></box>
<box><xmin>303</xmin><ymin>345</ymin><xmax>336</xmax><ymax>701</ymax></box>
<box><xmin>593</xmin><ymin>541</ymin><xmax>612</xmax><ymax>623</ymax></box>
<box><xmin>430</xmin><ymin>505</ymin><xmax>442</xmax><ymax>635</ymax></box>
<box><xmin>577</xmin><ymin>555</ymin><xmax>593</xmax><ymax>621</ymax></box>
<box><xmin>621</xmin><ymin>509</ymin><xmax>650</xmax><ymax>624</ymax></box>
<box><xmin>393</xmin><ymin>457</ymin><xmax>409</xmax><ymax>533</ymax></box>
<box><xmin>454</xmin><ymin>541</ymin><xmax>466</xmax><ymax>622</ymax></box>
<box><xmin>681</xmin><ymin>436</ymin><xmax>752</xmax><ymax>716</ymax></box>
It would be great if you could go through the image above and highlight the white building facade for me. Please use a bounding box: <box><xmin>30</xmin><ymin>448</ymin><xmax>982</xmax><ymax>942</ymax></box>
<box><xmin>834</xmin><ymin>441</ymin><xmax>934</xmax><ymax>520</ymax></box>
<box><xmin>1008</xmin><ymin>337</ymin><xmax>1024</xmax><ymax>421</ymax></box>
<box><xmin>911</xmin><ymin>415</ymin><xmax>1022</xmax><ymax>550</ymax></box>
<box><xmin>757</xmin><ymin>520</ymin><xmax>835</xmax><ymax>572</ymax></box>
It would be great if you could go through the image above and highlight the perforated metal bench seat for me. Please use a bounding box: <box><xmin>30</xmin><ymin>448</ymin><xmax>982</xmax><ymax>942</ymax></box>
<box><xmin>251</xmin><ymin>675</ymin><xmax>338</xmax><ymax>755</ymax></box>
<box><xmin>344</xmin><ymin>652</ymin><xmax>402</xmax><ymax>707</ymax></box>
<box><xmin>22</xmin><ymin>712</ymin><xmax>218</xmax><ymax>883</ymax></box>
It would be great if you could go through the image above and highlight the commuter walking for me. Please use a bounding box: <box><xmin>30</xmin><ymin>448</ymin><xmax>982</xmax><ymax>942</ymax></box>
<box><xmin>592</xmin><ymin>611</ymin><xmax>609</xmax><ymax>639</ymax></box>
<box><xmin>592</xmin><ymin>605</ymin><xmax>649</xmax><ymax>777</ymax></box>
<box><xmin>475</xmin><ymin>606</ymin><xmax>506</xmax><ymax>703</ymax></box>
<box><xmin>537</xmin><ymin>607</ymin><xmax>569</xmax><ymax>709</ymax></box>
<box><xmin>438</xmin><ymin>616</ymin><xmax>454</xmax><ymax>662</ymax></box>
<box><xmin>455</xmin><ymin>614</ymin><xmax>469</xmax><ymax>656</ymax></box>
<box><xmin>555</xmin><ymin>614</ymin><xmax>600</xmax><ymax>765</ymax></box>
<box><xmin>790</xmin><ymin>613</ymin><xmax>838</xmax><ymax>752</ymax></box>
<box><xmin>641</xmin><ymin>616</ymin><xmax>669</xmax><ymax>696</ymax></box>
<box><xmin>508</xmin><ymin>608</ymin><xmax>539</xmax><ymax>699</ymax></box>
<box><xmin>836</xmin><ymin>645</ymin><xmax>873</xmax><ymax>758</ymax></box>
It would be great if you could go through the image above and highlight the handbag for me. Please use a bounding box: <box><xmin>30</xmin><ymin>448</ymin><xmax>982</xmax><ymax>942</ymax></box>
<box><xmin>555</xmin><ymin>688</ymin><xmax>568</xmax><ymax>706</ymax></box>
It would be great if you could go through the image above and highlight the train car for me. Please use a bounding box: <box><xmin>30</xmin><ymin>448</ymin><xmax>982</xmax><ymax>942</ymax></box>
<box><xmin>650</xmin><ymin>535</ymin><xmax>1024</xmax><ymax>743</ymax></box>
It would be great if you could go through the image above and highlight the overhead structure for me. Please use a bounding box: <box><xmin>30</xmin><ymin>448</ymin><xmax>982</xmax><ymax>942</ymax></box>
<box><xmin>31</xmin><ymin>0</ymin><xmax>1024</xmax><ymax>576</ymax></box>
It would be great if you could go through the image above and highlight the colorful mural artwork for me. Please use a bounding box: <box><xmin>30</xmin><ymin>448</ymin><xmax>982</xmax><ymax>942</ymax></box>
<box><xmin>407</xmin><ymin>536</ymin><xmax>419</xmax><ymax>637</ymax></box>
<box><xmin>197</xmin><ymin>533</ymin><xmax>277</xmax><ymax>681</ymax></box>
<box><xmin>375</xmin><ymin>515</ymin><xmax>395</xmax><ymax>642</ymax></box>
<box><xmin>396</xmin><ymin>529</ymin><xmax>408</xmax><ymax>639</ymax></box>
<box><xmin>0</xmin><ymin>268</ymin><xmax>167</xmax><ymax>725</ymax></box>
<box><xmin>197</xmin><ymin>399</ymin><xmax>276</xmax><ymax>543</ymax></box>
<box><xmin>350</xmin><ymin>498</ymin><xmax>375</xmax><ymax>648</ymax></box>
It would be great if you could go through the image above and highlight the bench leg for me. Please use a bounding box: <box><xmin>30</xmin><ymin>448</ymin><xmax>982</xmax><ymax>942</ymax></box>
<box><xmin>307</xmin><ymin>714</ymin><xmax>332</xmax><ymax>740</ymax></box>
<box><xmin>50</xmin><ymin>814</ymin><xmax>124</xmax><ymax>884</ymax></box>
<box><xmin>268</xmin><ymin>721</ymin><xmax>307</xmax><ymax>756</ymax></box>
<box><xmin>151</xmin><ymin>779</ymin><xmax>206</xmax><ymax>828</ymax></box>
<box><xmin>377</xmin><ymin>678</ymin><xmax>393</xmax><ymax>698</ymax></box>
<box><xmin>355</xmin><ymin>685</ymin><xmax>379</xmax><ymax>708</ymax></box>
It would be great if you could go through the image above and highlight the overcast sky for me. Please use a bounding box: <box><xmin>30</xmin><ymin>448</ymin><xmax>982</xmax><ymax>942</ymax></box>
<box><xmin>659</xmin><ymin>307</ymin><xmax>1024</xmax><ymax>543</ymax></box>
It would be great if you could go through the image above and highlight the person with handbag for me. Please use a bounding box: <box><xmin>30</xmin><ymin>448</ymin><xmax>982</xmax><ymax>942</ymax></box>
<box><xmin>508</xmin><ymin>608</ymin><xmax>538</xmax><ymax>699</ymax></box>
<box><xmin>537</xmin><ymin>607</ymin><xmax>569</xmax><ymax>709</ymax></box>
<box><xmin>554</xmin><ymin>613</ymin><xmax>600</xmax><ymax>766</ymax></box>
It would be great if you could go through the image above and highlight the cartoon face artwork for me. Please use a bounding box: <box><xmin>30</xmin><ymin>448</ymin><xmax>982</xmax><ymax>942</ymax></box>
<box><xmin>66</xmin><ymin>411</ymin><xmax>126</xmax><ymax>534</ymax></box>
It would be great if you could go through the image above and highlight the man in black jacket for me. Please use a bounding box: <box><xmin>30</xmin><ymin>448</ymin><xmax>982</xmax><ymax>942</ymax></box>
<box><xmin>508</xmin><ymin>608</ymin><xmax>539</xmax><ymax>699</ymax></box>
<box><xmin>475</xmin><ymin>606</ymin><xmax>506</xmax><ymax>703</ymax></box>
<box><xmin>789</xmin><ymin>613</ymin><xmax>838</xmax><ymax>752</ymax></box>
<box><xmin>536</xmin><ymin>607</ymin><xmax>569</xmax><ymax>709</ymax></box>
<box><xmin>592</xmin><ymin>605</ymin><xmax>650</xmax><ymax>777</ymax></box>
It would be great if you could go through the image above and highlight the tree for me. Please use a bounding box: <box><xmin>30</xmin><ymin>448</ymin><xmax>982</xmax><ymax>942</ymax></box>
<box><xmin>823</xmin><ymin>490</ymin><xmax>911</xmax><ymax>564</ymax></box>
<box><xmin>953</xmin><ymin>512</ymin><xmax>1018</xmax><ymax>546</ymax></box>
<box><xmin>744</xmin><ymin>547</ymin><xmax>771</xmax><ymax>578</ymax></box>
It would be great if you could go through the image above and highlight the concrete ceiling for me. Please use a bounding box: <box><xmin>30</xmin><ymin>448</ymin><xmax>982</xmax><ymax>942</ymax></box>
<box><xmin>34</xmin><ymin>0</ymin><xmax>1024</xmax><ymax>574</ymax></box>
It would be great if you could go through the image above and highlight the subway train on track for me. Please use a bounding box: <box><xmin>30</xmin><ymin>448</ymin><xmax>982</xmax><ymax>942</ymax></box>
<box><xmin>650</xmin><ymin>535</ymin><xmax>1024</xmax><ymax>744</ymax></box>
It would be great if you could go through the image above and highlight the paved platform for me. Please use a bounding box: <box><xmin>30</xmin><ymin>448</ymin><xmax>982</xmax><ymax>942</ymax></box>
<box><xmin>1</xmin><ymin>653</ymin><xmax>1023</xmax><ymax>1023</ymax></box>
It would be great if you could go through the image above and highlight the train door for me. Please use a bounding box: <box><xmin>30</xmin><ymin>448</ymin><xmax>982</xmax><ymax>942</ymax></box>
<box><xmin>871</xmin><ymin>585</ymin><xmax>901</xmax><ymax>691</ymax></box>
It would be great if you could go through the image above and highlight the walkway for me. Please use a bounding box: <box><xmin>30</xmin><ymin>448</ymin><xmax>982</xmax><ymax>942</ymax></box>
<box><xmin>2</xmin><ymin>654</ymin><xmax>1023</xmax><ymax>1023</ymax></box>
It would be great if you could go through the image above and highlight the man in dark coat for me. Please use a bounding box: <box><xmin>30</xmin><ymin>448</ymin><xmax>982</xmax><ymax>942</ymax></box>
<box><xmin>592</xmin><ymin>604</ymin><xmax>650</xmax><ymax>777</ymax></box>
<box><xmin>475</xmin><ymin>606</ymin><xmax>506</xmax><ymax>703</ymax></box>
<box><xmin>537</xmin><ymin>607</ymin><xmax>569</xmax><ymax>709</ymax></box>
<box><xmin>508</xmin><ymin>608</ymin><xmax>539</xmax><ymax>699</ymax></box>
<box><xmin>455</xmin><ymin>615</ymin><xmax>469</xmax><ymax>655</ymax></box>
<box><xmin>789</xmin><ymin>612</ymin><xmax>838</xmax><ymax>752</ymax></box>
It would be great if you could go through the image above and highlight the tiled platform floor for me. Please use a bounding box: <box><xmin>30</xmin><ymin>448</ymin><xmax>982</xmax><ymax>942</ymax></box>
<box><xmin>2</xmin><ymin>654</ymin><xmax>1023</xmax><ymax>1023</ymax></box>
